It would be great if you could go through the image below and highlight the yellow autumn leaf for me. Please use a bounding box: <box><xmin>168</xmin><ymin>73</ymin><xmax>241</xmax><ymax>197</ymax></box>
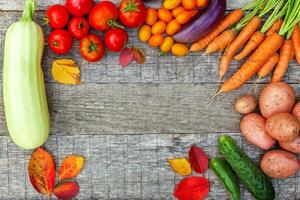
<box><xmin>168</xmin><ymin>157</ymin><xmax>192</xmax><ymax>176</ymax></box>
<box><xmin>51</xmin><ymin>59</ymin><xmax>81</xmax><ymax>85</ymax></box>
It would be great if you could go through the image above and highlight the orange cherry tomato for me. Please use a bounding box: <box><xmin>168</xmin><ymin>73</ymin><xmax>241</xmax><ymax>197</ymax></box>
<box><xmin>145</xmin><ymin>8</ymin><xmax>158</xmax><ymax>26</ymax></box>
<box><xmin>166</xmin><ymin>19</ymin><xmax>181</xmax><ymax>35</ymax></box>
<box><xmin>160</xmin><ymin>36</ymin><xmax>174</xmax><ymax>53</ymax></box>
<box><xmin>151</xmin><ymin>20</ymin><xmax>167</xmax><ymax>34</ymax></box>
<box><xmin>171</xmin><ymin>43</ymin><xmax>189</xmax><ymax>56</ymax></box>
<box><xmin>138</xmin><ymin>25</ymin><xmax>151</xmax><ymax>42</ymax></box>
<box><xmin>158</xmin><ymin>8</ymin><xmax>173</xmax><ymax>23</ymax></box>
<box><xmin>148</xmin><ymin>34</ymin><xmax>164</xmax><ymax>47</ymax></box>
<box><xmin>163</xmin><ymin>0</ymin><xmax>181</xmax><ymax>10</ymax></box>
<box><xmin>197</xmin><ymin>0</ymin><xmax>209</xmax><ymax>9</ymax></box>
<box><xmin>176</xmin><ymin>11</ymin><xmax>192</xmax><ymax>24</ymax></box>
<box><xmin>182</xmin><ymin>0</ymin><xmax>197</xmax><ymax>10</ymax></box>
<box><xmin>172</xmin><ymin>6</ymin><xmax>186</xmax><ymax>18</ymax></box>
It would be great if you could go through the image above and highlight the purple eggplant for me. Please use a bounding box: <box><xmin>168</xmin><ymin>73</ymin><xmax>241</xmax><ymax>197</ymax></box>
<box><xmin>173</xmin><ymin>0</ymin><xmax>226</xmax><ymax>43</ymax></box>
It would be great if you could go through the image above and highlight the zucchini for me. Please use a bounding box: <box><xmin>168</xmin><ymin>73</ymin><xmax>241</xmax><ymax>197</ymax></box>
<box><xmin>219</xmin><ymin>135</ymin><xmax>275</xmax><ymax>200</ymax></box>
<box><xmin>3</xmin><ymin>0</ymin><xmax>50</xmax><ymax>149</ymax></box>
<box><xmin>210</xmin><ymin>157</ymin><xmax>240</xmax><ymax>200</ymax></box>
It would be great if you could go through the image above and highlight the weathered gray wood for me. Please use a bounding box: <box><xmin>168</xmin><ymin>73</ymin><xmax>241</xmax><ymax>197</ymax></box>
<box><xmin>0</xmin><ymin>134</ymin><xmax>298</xmax><ymax>200</ymax></box>
<box><xmin>0</xmin><ymin>0</ymin><xmax>251</xmax><ymax>11</ymax></box>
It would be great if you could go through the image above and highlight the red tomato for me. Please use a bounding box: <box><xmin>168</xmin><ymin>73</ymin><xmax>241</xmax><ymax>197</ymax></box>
<box><xmin>46</xmin><ymin>4</ymin><xmax>70</xmax><ymax>29</ymax></box>
<box><xmin>66</xmin><ymin>0</ymin><xmax>94</xmax><ymax>17</ymax></box>
<box><xmin>48</xmin><ymin>29</ymin><xmax>73</xmax><ymax>55</ymax></box>
<box><xmin>89</xmin><ymin>1</ymin><xmax>119</xmax><ymax>31</ymax></box>
<box><xmin>80</xmin><ymin>34</ymin><xmax>105</xmax><ymax>62</ymax></box>
<box><xmin>104</xmin><ymin>28</ymin><xmax>128</xmax><ymax>52</ymax></box>
<box><xmin>119</xmin><ymin>0</ymin><xmax>146</xmax><ymax>28</ymax></box>
<box><xmin>68</xmin><ymin>17</ymin><xmax>90</xmax><ymax>39</ymax></box>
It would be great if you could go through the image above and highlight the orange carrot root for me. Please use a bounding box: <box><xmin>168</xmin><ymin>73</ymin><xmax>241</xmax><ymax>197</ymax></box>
<box><xmin>234</xmin><ymin>31</ymin><xmax>265</xmax><ymax>61</ymax></box>
<box><xmin>292</xmin><ymin>24</ymin><xmax>300</xmax><ymax>64</ymax></box>
<box><xmin>258</xmin><ymin>53</ymin><xmax>279</xmax><ymax>78</ymax></box>
<box><xmin>219</xmin><ymin>16</ymin><xmax>262</xmax><ymax>79</ymax></box>
<box><xmin>221</xmin><ymin>33</ymin><xmax>284</xmax><ymax>93</ymax></box>
<box><xmin>266</xmin><ymin>19</ymin><xmax>283</xmax><ymax>35</ymax></box>
<box><xmin>190</xmin><ymin>9</ymin><xmax>244</xmax><ymax>52</ymax></box>
<box><xmin>205</xmin><ymin>28</ymin><xmax>237</xmax><ymax>54</ymax></box>
<box><xmin>272</xmin><ymin>39</ymin><xmax>294</xmax><ymax>83</ymax></box>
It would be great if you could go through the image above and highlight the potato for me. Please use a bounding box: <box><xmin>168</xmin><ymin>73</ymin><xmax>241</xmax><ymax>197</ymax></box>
<box><xmin>240</xmin><ymin>113</ymin><xmax>275</xmax><ymax>150</ymax></box>
<box><xmin>260</xmin><ymin>150</ymin><xmax>299</xmax><ymax>179</ymax></box>
<box><xmin>259</xmin><ymin>82</ymin><xmax>295</xmax><ymax>118</ymax></box>
<box><xmin>265</xmin><ymin>113</ymin><xmax>300</xmax><ymax>142</ymax></box>
<box><xmin>279</xmin><ymin>135</ymin><xmax>300</xmax><ymax>154</ymax></box>
<box><xmin>292</xmin><ymin>102</ymin><xmax>300</xmax><ymax>122</ymax></box>
<box><xmin>235</xmin><ymin>95</ymin><xmax>257</xmax><ymax>114</ymax></box>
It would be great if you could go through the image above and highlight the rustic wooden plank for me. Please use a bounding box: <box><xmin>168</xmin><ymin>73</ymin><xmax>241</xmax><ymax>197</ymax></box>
<box><xmin>0</xmin><ymin>0</ymin><xmax>250</xmax><ymax>11</ymax></box>
<box><xmin>0</xmin><ymin>134</ymin><xmax>298</xmax><ymax>199</ymax></box>
<box><xmin>1</xmin><ymin>11</ymin><xmax>299</xmax><ymax>85</ymax></box>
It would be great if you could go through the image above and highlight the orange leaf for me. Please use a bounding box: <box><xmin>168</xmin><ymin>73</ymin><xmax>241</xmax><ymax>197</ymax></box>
<box><xmin>59</xmin><ymin>155</ymin><xmax>85</xmax><ymax>180</ymax></box>
<box><xmin>54</xmin><ymin>181</ymin><xmax>80</xmax><ymax>200</ymax></box>
<box><xmin>28</xmin><ymin>147</ymin><xmax>56</xmax><ymax>197</ymax></box>
<box><xmin>51</xmin><ymin>59</ymin><xmax>81</xmax><ymax>85</ymax></box>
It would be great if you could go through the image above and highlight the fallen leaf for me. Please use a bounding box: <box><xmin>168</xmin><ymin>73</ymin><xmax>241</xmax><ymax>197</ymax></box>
<box><xmin>54</xmin><ymin>181</ymin><xmax>80</xmax><ymax>200</ymax></box>
<box><xmin>28</xmin><ymin>148</ymin><xmax>56</xmax><ymax>197</ymax></box>
<box><xmin>174</xmin><ymin>176</ymin><xmax>210</xmax><ymax>200</ymax></box>
<box><xmin>168</xmin><ymin>158</ymin><xmax>192</xmax><ymax>176</ymax></box>
<box><xmin>59</xmin><ymin>155</ymin><xmax>85</xmax><ymax>180</ymax></box>
<box><xmin>133</xmin><ymin>47</ymin><xmax>145</xmax><ymax>64</ymax></box>
<box><xmin>119</xmin><ymin>47</ymin><xmax>134</xmax><ymax>68</ymax></box>
<box><xmin>189</xmin><ymin>145</ymin><xmax>209</xmax><ymax>174</ymax></box>
<box><xmin>51</xmin><ymin>59</ymin><xmax>81</xmax><ymax>85</ymax></box>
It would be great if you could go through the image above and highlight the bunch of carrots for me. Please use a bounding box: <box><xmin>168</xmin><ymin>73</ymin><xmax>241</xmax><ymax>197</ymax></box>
<box><xmin>191</xmin><ymin>0</ymin><xmax>300</xmax><ymax>95</ymax></box>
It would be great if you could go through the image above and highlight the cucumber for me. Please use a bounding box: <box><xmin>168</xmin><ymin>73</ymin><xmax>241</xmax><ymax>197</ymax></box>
<box><xmin>210</xmin><ymin>157</ymin><xmax>240</xmax><ymax>200</ymax></box>
<box><xmin>219</xmin><ymin>135</ymin><xmax>275</xmax><ymax>200</ymax></box>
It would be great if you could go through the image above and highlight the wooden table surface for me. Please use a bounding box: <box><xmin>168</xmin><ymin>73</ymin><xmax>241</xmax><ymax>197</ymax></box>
<box><xmin>0</xmin><ymin>0</ymin><xmax>299</xmax><ymax>199</ymax></box>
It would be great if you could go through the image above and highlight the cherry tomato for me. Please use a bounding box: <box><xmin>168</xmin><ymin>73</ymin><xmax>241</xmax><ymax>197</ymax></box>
<box><xmin>104</xmin><ymin>28</ymin><xmax>128</xmax><ymax>52</ymax></box>
<box><xmin>46</xmin><ymin>4</ymin><xmax>70</xmax><ymax>29</ymax></box>
<box><xmin>66</xmin><ymin>0</ymin><xmax>94</xmax><ymax>16</ymax></box>
<box><xmin>89</xmin><ymin>1</ymin><xmax>119</xmax><ymax>31</ymax></box>
<box><xmin>48</xmin><ymin>29</ymin><xmax>73</xmax><ymax>55</ymax></box>
<box><xmin>119</xmin><ymin>0</ymin><xmax>146</xmax><ymax>29</ymax></box>
<box><xmin>68</xmin><ymin>17</ymin><xmax>90</xmax><ymax>40</ymax></box>
<box><xmin>80</xmin><ymin>34</ymin><xmax>105</xmax><ymax>62</ymax></box>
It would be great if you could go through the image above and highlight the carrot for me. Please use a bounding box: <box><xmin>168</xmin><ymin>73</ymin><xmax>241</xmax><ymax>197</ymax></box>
<box><xmin>205</xmin><ymin>29</ymin><xmax>238</xmax><ymax>54</ymax></box>
<box><xmin>221</xmin><ymin>33</ymin><xmax>284</xmax><ymax>92</ymax></box>
<box><xmin>219</xmin><ymin>16</ymin><xmax>262</xmax><ymax>79</ymax></box>
<box><xmin>234</xmin><ymin>31</ymin><xmax>265</xmax><ymax>61</ymax></box>
<box><xmin>291</xmin><ymin>24</ymin><xmax>300</xmax><ymax>64</ymax></box>
<box><xmin>189</xmin><ymin>9</ymin><xmax>243</xmax><ymax>52</ymax></box>
<box><xmin>272</xmin><ymin>39</ymin><xmax>294</xmax><ymax>83</ymax></box>
<box><xmin>258</xmin><ymin>53</ymin><xmax>279</xmax><ymax>78</ymax></box>
<box><xmin>266</xmin><ymin>19</ymin><xmax>283</xmax><ymax>35</ymax></box>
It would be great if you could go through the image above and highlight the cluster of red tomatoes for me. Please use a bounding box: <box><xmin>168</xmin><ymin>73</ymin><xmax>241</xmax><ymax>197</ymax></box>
<box><xmin>46</xmin><ymin>0</ymin><xmax>146</xmax><ymax>62</ymax></box>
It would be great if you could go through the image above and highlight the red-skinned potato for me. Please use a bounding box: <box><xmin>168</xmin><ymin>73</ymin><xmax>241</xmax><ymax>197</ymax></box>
<box><xmin>260</xmin><ymin>150</ymin><xmax>299</xmax><ymax>179</ymax></box>
<box><xmin>279</xmin><ymin>135</ymin><xmax>300</xmax><ymax>154</ymax></box>
<box><xmin>265</xmin><ymin>113</ymin><xmax>300</xmax><ymax>142</ymax></box>
<box><xmin>235</xmin><ymin>95</ymin><xmax>257</xmax><ymax>114</ymax></box>
<box><xmin>259</xmin><ymin>82</ymin><xmax>295</xmax><ymax>118</ymax></box>
<box><xmin>292</xmin><ymin>102</ymin><xmax>300</xmax><ymax>122</ymax></box>
<box><xmin>240</xmin><ymin>113</ymin><xmax>275</xmax><ymax>150</ymax></box>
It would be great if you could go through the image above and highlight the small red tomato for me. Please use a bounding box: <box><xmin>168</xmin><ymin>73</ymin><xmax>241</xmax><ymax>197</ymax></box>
<box><xmin>89</xmin><ymin>1</ymin><xmax>119</xmax><ymax>31</ymax></box>
<box><xmin>119</xmin><ymin>0</ymin><xmax>146</xmax><ymax>28</ymax></box>
<box><xmin>46</xmin><ymin>4</ymin><xmax>70</xmax><ymax>29</ymax></box>
<box><xmin>48</xmin><ymin>29</ymin><xmax>73</xmax><ymax>55</ymax></box>
<box><xmin>66</xmin><ymin>0</ymin><xmax>94</xmax><ymax>17</ymax></box>
<box><xmin>80</xmin><ymin>34</ymin><xmax>105</xmax><ymax>62</ymax></box>
<box><xmin>104</xmin><ymin>28</ymin><xmax>128</xmax><ymax>52</ymax></box>
<box><xmin>68</xmin><ymin>17</ymin><xmax>90</xmax><ymax>39</ymax></box>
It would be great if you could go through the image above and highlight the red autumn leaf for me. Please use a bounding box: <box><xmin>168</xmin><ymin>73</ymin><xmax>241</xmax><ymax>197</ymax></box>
<box><xmin>174</xmin><ymin>176</ymin><xmax>210</xmax><ymax>200</ymax></box>
<box><xmin>133</xmin><ymin>47</ymin><xmax>145</xmax><ymax>64</ymax></box>
<box><xmin>59</xmin><ymin>155</ymin><xmax>85</xmax><ymax>180</ymax></box>
<box><xmin>119</xmin><ymin>47</ymin><xmax>134</xmax><ymax>68</ymax></box>
<box><xmin>189</xmin><ymin>145</ymin><xmax>209</xmax><ymax>174</ymax></box>
<box><xmin>54</xmin><ymin>181</ymin><xmax>80</xmax><ymax>200</ymax></box>
<box><xmin>28</xmin><ymin>147</ymin><xmax>56</xmax><ymax>198</ymax></box>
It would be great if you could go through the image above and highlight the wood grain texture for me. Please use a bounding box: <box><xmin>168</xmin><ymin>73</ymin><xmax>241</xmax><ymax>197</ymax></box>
<box><xmin>0</xmin><ymin>0</ymin><xmax>251</xmax><ymax>11</ymax></box>
<box><xmin>0</xmin><ymin>134</ymin><xmax>298</xmax><ymax>200</ymax></box>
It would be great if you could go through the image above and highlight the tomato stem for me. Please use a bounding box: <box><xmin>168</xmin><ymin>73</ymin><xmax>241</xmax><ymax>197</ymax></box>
<box><xmin>122</xmin><ymin>0</ymin><xmax>140</xmax><ymax>12</ymax></box>
<box><xmin>108</xmin><ymin>19</ymin><xmax>125</xmax><ymax>29</ymax></box>
<box><xmin>88</xmin><ymin>41</ymin><xmax>97</xmax><ymax>53</ymax></box>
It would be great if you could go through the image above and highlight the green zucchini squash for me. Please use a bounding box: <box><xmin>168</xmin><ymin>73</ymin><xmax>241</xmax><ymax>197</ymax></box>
<box><xmin>219</xmin><ymin>135</ymin><xmax>275</xmax><ymax>200</ymax></box>
<box><xmin>3</xmin><ymin>0</ymin><xmax>50</xmax><ymax>149</ymax></box>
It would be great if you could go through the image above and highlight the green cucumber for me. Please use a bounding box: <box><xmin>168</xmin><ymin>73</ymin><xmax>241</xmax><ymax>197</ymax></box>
<box><xmin>219</xmin><ymin>135</ymin><xmax>275</xmax><ymax>200</ymax></box>
<box><xmin>210</xmin><ymin>157</ymin><xmax>240</xmax><ymax>200</ymax></box>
